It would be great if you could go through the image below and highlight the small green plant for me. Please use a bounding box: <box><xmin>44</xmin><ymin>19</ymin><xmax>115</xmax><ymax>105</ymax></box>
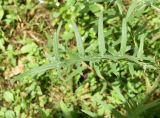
<box><xmin>0</xmin><ymin>0</ymin><xmax>160</xmax><ymax>118</ymax></box>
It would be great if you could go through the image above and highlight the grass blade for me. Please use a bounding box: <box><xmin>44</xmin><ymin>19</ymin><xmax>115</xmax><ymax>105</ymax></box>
<box><xmin>72</xmin><ymin>22</ymin><xmax>85</xmax><ymax>57</ymax></box>
<box><xmin>98</xmin><ymin>11</ymin><xmax>106</xmax><ymax>56</ymax></box>
<box><xmin>120</xmin><ymin>18</ymin><xmax>127</xmax><ymax>55</ymax></box>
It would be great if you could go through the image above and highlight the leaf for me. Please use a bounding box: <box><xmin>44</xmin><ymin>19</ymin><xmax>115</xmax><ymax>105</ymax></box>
<box><xmin>53</xmin><ymin>21</ymin><xmax>62</xmax><ymax>61</ymax></box>
<box><xmin>14</xmin><ymin>62</ymin><xmax>61</xmax><ymax>80</ymax></box>
<box><xmin>44</xmin><ymin>31</ymin><xmax>52</xmax><ymax>49</ymax></box>
<box><xmin>112</xmin><ymin>109</ymin><xmax>125</xmax><ymax>118</ymax></box>
<box><xmin>110</xmin><ymin>63</ymin><xmax>119</xmax><ymax>76</ymax></box>
<box><xmin>66</xmin><ymin>66</ymin><xmax>83</xmax><ymax>82</ymax></box>
<box><xmin>39</xmin><ymin>109</ymin><xmax>48</xmax><ymax>118</ymax></box>
<box><xmin>5</xmin><ymin>14</ymin><xmax>17</xmax><ymax>24</ymax></box>
<box><xmin>137</xmin><ymin>34</ymin><xmax>146</xmax><ymax>59</ymax></box>
<box><xmin>128</xmin><ymin>63</ymin><xmax>135</xmax><ymax>77</ymax></box>
<box><xmin>144</xmin><ymin>76</ymin><xmax>152</xmax><ymax>94</ymax></box>
<box><xmin>85</xmin><ymin>40</ymin><xmax>98</xmax><ymax>53</ymax></box>
<box><xmin>113</xmin><ymin>97</ymin><xmax>160</xmax><ymax>118</ymax></box>
<box><xmin>113</xmin><ymin>87</ymin><xmax>126</xmax><ymax>103</ymax></box>
<box><xmin>0</xmin><ymin>6</ymin><xmax>4</xmax><ymax>20</ymax></box>
<box><xmin>3</xmin><ymin>91</ymin><xmax>14</xmax><ymax>102</ymax></box>
<box><xmin>60</xmin><ymin>100</ymin><xmax>73</xmax><ymax>118</ymax></box>
<box><xmin>116</xmin><ymin>0</ymin><xmax>123</xmax><ymax>15</ymax></box>
<box><xmin>133</xmin><ymin>40</ymin><xmax>139</xmax><ymax>57</ymax></box>
<box><xmin>120</xmin><ymin>18</ymin><xmax>127</xmax><ymax>55</ymax></box>
<box><xmin>62</xmin><ymin>31</ymin><xmax>74</xmax><ymax>41</ymax></box>
<box><xmin>14</xmin><ymin>54</ymin><xmax>155</xmax><ymax>80</ymax></box>
<box><xmin>20</xmin><ymin>42</ymin><xmax>38</xmax><ymax>54</ymax></box>
<box><xmin>92</xmin><ymin>93</ymin><xmax>113</xmax><ymax>116</ymax></box>
<box><xmin>89</xmin><ymin>3</ymin><xmax>103</xmax><ymax>13</ymax></box>
<box><xmin>66</xmin><ymin>0</ymin><xmax>76</xmax><ymax>6</ymax></box>
<box><xmin>126</xmin><ymin>0</ymin><xmax>138</xmax><ymax>20</ymax></box>
<box><xmin>98</xmin><ymin>11</ymin><xmax>106</xmax><ymax>56</ymax></box>
<box><xmin>81</xmin><ymin>110</ymin><xmax>98</xmax><ymax>117</ymax></box>
<box><xmin>0</xmin><ymin>38</ymin><xmax>5</xmax><ymax>51</ymax></box>
<box><xmin>143</xmin><ymin>99</ymin><xmax>160</xmax><ymax>111</ymax></box>
<box><xmin>151</xmin><ymin>4</ymin><xmax>160</xmax><ymax>13</ymax></box>
<box><xmin>72</xmin><ymin>22</ymin><xmax>85</xmax><ymax>57</ymax></box>
<box><xmin>14</xmin><ymin>105</ymin><xmax>21</xmax><ymax>118</ymax></box>
<box><xmin>5</xmin><ymin>110</ymin><xmax>15</xmax><ymax>118</ymax></box>
<box><xmin>93</xmin><ymin>63</ymin><xmax>105</xmax><ymax>79</ymax></box>
<box><xmin>125</xmin><ymin>99</ymin><xmax>160</xmax><ymax>118</ymax></box>
<box><xmin>127</xmin><ymin>82</ymin><xmax>138</xmax><ymax>93</ymax></box>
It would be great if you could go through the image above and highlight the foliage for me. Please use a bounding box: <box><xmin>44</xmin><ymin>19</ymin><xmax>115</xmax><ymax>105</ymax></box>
<box><xmin>0</xmin><ymin>0</ymin><xmax>160</xmax><ymax>118</ymax></box>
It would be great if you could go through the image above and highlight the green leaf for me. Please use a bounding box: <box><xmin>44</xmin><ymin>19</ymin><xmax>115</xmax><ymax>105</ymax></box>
<box><xmin>126</xmin><ymin>0</ymin><xmax>138</xmax><ymax>20</ymax></box>
<box><xmin>67</xmin><ymin>66</ymin><xmax>83</xmax><ymax>82</ymax></box>
<box><xmin>89</xmin><ymin>3</ymin><xmax>103</xmax><ymax>13</ymax></box>
<box><xmin>14</xmin><ymin>105</ymin><xmax>21</xmax><ymax>117</ymax></box>
<box><xmin>93</xmin><ymin>63</ymin><xmax>105</xmax><ymax>79</ymax></box>
<box><xmin>143</xmin><ymin>99</ymin><xmax>160</xmax><ymax>111</ymax></box>
<box><xmin>127</xmin><ymin>82</ymin><xmax>138</xmax><ymax>93</ymax></box>
<box><xmin>116</xmin><ymin>0</ymin><xmax>123</xmax><ymax>15</ymax></box>
<box><xmin>92</xmin><ymin>93</ymin><xmax>113</xmax><ymax>116</ymax></box>
<box><xmin>3</xmin><ymin>91</ymin><xmax>14</xmax><ymax>102</ymax></box>
<box><xmin>125</xmin><ymin>99</ymin><xmax>160</xmax><ymax>118</ymax></box>
<box><xmin>60</xmin><ymin>101</ymin><xmax>73</xmax><ymax>118</ymax></box>
<box><xmin>66</xmin><ymin>0</ymin><xmax>76</xmax><ymax>6</ymax></box>
<box><xmin>128</xmin><ymin>63</ymin><xmax>135</xmax><ymax>77</ymax></box>
<box><xmin>91</xmin><ymin>0</ymin><xmax>104</xmax><ymax>3</ymax></box>
<box><xmin>39</xmin><ymin>109</ymin><xmax>48</xmax><ymax>118</ymax></box>
<box><xmin>120</xmin><ymin>18</ymin><xmax>127</xmax><ymax>55</ymax></box>
<box><xmin>72</xmin><ymin>22</ymin><xmax>85</xmax><ymax>57</ymax></box>
<box><xmin>98</xmin><ymin>11</ymin><xmax>106</xmax><ymax>56</ymax></box>
<box><xmin>0</xmin><ymin>38</ymin><xmax>5</xmax><ymax>51</ymax></box>
<box><xmin>113</xmin><ymin>87</ymin><xmax>126</xmax><ymax>103</ymax></box>
<box><xmin>5</xmin><ymin>14</ymin><xmax>17</xmax><ymax>24</ymax></box>
<box><xmin>137</xmin><ymin>34</ymin><xmax>146</xmax><ymax>59</ymax></box>
<box><xmin>81</xmin><ymin>110</ymin><xmax>98</xmax><ymax>117</ymax></box>
<box><xmin>44</xmin><ymin>31</ymin><xmax>52</xmax><ymax>49</ymax></box>
<box><xmin>62</xmin><ymin>31</ymin><xmax>74</xmax><ymax>41</ymax></box>
<box><xmin>20</xmin><ymin>42</ymin><xmax>38</xmax><ymax>54</ymax></box>
<box><xmin>5</xmin><ymin>110</ymin><xmax>15</xmax><ymax>118</ymax></box>
<box><xmin>112</xmin><ymin>109</ymin><xmax>124</xmax><ymax>118</ymax></box>
<box><xmin>110</xmin><ymin>63</ymin><xmax>119</xmax><ymax>76</ymax></box>
<box><xmin>0</xmin><ymin>6</ymin><xmax>4</xmax><ymax>20</ymax></box>
<box><xmin>53</xmin><ymin>21</ymin><xmax>62</xmax><ymax>61</ymax></box>
<box><xmin>14</xmin><ymin>62</ymin><xmax>61</xmax><ymax>80</ymax></box>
